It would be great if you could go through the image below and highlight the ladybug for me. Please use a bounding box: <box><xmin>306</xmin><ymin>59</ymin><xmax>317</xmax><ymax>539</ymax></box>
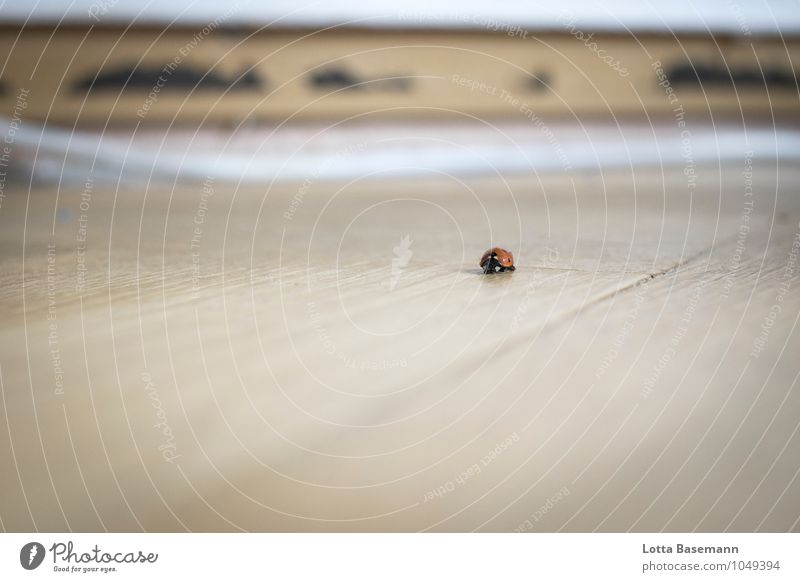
<box><xmin>480</xmin><ymin>247</ymin><xmax>515</xmax><ymax>274</ymax></box>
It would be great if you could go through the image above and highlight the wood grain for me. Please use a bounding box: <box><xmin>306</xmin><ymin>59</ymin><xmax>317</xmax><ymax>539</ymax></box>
<box><xmin>1</xmin><ymin>161</ymin><xmax>799</xmax><ymax>532</ymax></box>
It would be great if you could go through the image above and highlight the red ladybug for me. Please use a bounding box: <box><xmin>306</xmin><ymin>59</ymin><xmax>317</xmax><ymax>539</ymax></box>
<box><xmin>480</xmin><ymin>247</ymin><xmax>515</xmax><ymax>273</ymax></box>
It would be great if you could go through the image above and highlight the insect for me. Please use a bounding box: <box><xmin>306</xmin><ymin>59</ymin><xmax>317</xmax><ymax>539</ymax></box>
<box><xmin>480</xmin><ymin>247</ymin><xmax>515</xmax><ymax>274</ymax></box>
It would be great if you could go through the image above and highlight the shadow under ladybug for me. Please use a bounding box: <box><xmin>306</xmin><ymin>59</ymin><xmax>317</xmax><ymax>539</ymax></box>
<box><xmin>480</xmin><ymin>248</ymin><xmax>516</xmax><ymax>274</ymax></box>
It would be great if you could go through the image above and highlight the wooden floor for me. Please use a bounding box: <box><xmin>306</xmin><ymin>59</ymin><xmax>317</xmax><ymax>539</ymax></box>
<box><xmin>1</xmin><ymin>161</ymin><xmax>800</xmax><ymax>532</ymax></box>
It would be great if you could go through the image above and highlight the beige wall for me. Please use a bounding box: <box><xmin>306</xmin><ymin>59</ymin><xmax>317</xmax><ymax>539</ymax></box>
<box><xmin>1</xmin><ymin>27</ymin><xmax>798</xmax><ymax>124</ymax></box>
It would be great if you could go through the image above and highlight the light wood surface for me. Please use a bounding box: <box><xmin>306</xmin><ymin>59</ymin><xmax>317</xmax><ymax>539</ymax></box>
<box><xmin>1</xmin><ymin>161</ymin><xmax>800</xmax><ymax>532</ymax></box>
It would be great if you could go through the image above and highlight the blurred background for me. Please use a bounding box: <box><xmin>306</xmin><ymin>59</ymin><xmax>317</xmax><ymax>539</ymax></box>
<box><xmin>2</xmin><ymin>0</ymin><xmax>799</xmax><ymax>182</ymax></box>
<box><xmin>2</xmin><ymin>2</ymin><xmax>800</xmax><ymax>533</ymax></box>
